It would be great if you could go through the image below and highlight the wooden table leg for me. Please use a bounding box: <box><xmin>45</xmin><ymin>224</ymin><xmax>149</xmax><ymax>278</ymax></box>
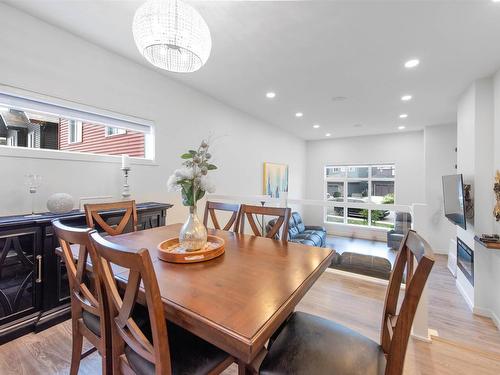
<box><xmin>238</xmin><ymin>347</ymin><xmax>268</xmax><ymax>375</ymax></box>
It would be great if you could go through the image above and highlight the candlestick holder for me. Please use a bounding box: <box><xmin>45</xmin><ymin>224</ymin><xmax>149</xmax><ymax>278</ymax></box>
<box><xmin>121</xmin><ymin>167</ymin><xmax>131</xmax><ymax>199</ymax></box>
<box><xmin>24</xmin><ymin>174</ymin><xmax>42</xmax><ymax>217</ymax></box>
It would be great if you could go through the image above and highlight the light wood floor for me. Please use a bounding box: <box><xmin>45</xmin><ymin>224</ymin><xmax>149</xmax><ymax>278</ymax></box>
<box><xmin>0</xmin><ymin>256</ymin><xmax>499</xmax><ymax>374</ymax></box>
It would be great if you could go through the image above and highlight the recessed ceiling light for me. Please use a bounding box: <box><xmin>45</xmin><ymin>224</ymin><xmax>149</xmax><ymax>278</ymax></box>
<box><xmin>398</xmin><ymin>125</ymin><xmax>406</xmax><ymax>130</ymax></box>
<box><xmin>295</xmin><ymin>112</ymin><xmax>303</xmax><ymax>118</ymax></box>
<box><xmin>332</xmin><ymin>96</ymin><xmax>347</xmax><ymax>102</ymax></box>
<box><xmin>313</xmin><ymin>124</ymin><xmax>320</xmax><ymax>129</ymax></box>
<box><xmin>399</xmin><ymin>114</ymin><xmax>408</xmax><ymax>119</ymax></box>
<box><xmin>401</xmin><ymin>95</ymin><xmax>412</xmax><ymax>101</ymax></box>
<box><xmin>325</xmin><ymin>133</ymin><xmax>331</xmax><ymax>137</ymax></box>
<box><xmin>404</xmin><ymin>59</ymin><xmax>420</xmax><ymax>69</ymax></box>
<box><xmin>266</xmin><ymin>92</ymin><xmax>276</xmax><ymax>99</ymax></box>
<box><xmin>492</xmin><ymin>0</ymin><xmax>500</xmax><ymax>3</ymax></box>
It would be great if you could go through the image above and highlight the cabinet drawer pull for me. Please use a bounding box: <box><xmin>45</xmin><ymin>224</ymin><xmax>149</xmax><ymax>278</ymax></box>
<box><xmin>36</xmin><ymin>255</ymin><xmax>42</xmax><ymax>283</ymax></box>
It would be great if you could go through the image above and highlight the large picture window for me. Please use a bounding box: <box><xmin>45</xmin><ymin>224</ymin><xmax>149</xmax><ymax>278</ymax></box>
<box><xmin>325</xmin><ymin>164</ymin><xmax>395</xmax><ymax>229</ymax></box>
<box><xmin>0</xmin><ymin>92</ymin><xmax>154</xmax><ymax>159</ymax></box>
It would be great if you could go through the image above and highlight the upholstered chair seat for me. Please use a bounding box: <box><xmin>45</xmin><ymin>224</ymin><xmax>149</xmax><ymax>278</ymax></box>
<box><xmin>260</xmin><ymin>312</ymin><xmax>386</xmax><ymax>375</ymax></box>
<box><xmin>124</xmin><ymin>321</ymin><xmax>230</xmax><ymax>375</ymax></box>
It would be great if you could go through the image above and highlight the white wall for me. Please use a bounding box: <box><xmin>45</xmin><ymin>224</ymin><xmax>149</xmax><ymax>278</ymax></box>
<box><xmin>456</xmin><ymin>75</ymin><xmax>500</xmax><ymax>329</ymax></box>
<box><xmin>303</xmin><ymin>131</ymin><xmax>425</xmax><ymax>240</ymax></box>
<box><xmin>423</xmin><ymin>124</ymin><xmax>457</xmax><ymax>253</ymax></box>
<box><xmin>487</xmin><ymin>70</ymin><xmax>500</xmax><ymax>327</ymax></box>
<box><xmin>0</xmin><ymin>4</ymin><xmax>306</xmax><ymax>222</ymax></box>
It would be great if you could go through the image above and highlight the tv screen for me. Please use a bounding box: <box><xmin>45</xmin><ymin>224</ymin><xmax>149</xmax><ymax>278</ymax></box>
<box><xmin>442</xmin><ymin>174</ymin><xmax>466</xmax><ymax>230</ymax></box>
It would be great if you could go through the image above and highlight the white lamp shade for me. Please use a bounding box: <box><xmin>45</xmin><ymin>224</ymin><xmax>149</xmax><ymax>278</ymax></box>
<box><xmin>133</xmin><ymin>0</ymin><xmax>212</xmax><ymax>73</ymax></box>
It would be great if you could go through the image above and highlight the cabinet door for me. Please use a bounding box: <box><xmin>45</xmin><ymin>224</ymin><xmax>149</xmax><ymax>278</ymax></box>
<box><xmin>0</xmin><ymin>227</ymin><xmax>42</xmax><ymax>325</ymax></box>
<box><xmin>42</xmin><ymin>225</ymin><xmax>70</xmax><ymax>308</ymax></box>
<box><xmin>138</xmin><ymin>209</ymin><xmax>166</xmax><ymax>230</ymax></box>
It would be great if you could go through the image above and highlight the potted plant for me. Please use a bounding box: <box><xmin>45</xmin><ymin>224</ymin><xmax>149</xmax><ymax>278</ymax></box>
<box><xmin>167</xmin><ymin>139</ymin><xmax>217</xmax><ymax>250</ymax></box>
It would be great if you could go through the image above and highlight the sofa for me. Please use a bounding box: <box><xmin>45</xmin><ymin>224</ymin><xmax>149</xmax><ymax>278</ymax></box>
<box><xmin>387</xmin><ymin>212</ymin><xmax>412</xmax><ymax>250</ymax></box>
<box><xmin>268</xmin><ymin>212</ymin><xmax>327</xmax><ymax>247</ymax></box>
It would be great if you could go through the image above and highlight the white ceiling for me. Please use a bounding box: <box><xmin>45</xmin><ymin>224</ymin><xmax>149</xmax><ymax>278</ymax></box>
<box><xmin>5</xmin><ymin>0</ymin><xmax>500</xmax><ymax>140</ymax></box>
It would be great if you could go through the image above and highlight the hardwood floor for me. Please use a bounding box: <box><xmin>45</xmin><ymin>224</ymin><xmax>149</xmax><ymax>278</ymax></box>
<box><xmin>0</xmin><ymin>256</ymin><xmax>499</xmax><ymax>374</ymax></box>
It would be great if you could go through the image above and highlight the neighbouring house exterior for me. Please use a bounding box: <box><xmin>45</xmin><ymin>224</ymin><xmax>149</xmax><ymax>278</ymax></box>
<box><xmin>0</xmin><ymin>109</ymin><xmax>145</xmax><ymax>157</ymax></box>
<box><xmin>59</xmin><ymin>119</ymin><xmax>145</xmax><ymax>157</ymax></box>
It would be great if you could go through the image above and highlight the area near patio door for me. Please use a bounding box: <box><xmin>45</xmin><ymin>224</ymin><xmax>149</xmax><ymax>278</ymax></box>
<box><xmin>325</xmin><ymin>164</ymin><xmax>395</xmax><ymax>229</ymax></box>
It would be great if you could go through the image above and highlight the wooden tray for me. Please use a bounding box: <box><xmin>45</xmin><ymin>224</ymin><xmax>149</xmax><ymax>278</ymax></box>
<box><xmin>157</xmin><ymin>235</ymin><xmax>225</xmax><ymax>263</ymax></box>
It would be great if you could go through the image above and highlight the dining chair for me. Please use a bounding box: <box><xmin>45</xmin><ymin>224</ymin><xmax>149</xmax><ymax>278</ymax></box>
<box><xmin>89</xmin><ymin>231</ymin><xmax>234</xmax><ymax>375</ymax></box>
<box><xmin>52</xmin><ymin>219</ymin><xmax>111</xmax><ymax>375</ymax></box>
<box><xmin>84</xmin><ymin>200</ymin><xmax>138</xmax><ymax>236</ymax></box>
<box><xmin>259</xmin><ymin>230</ymin><xmax>435</xmax><ymax>375</ymax></box>
<box><xmin>203</xmin><ymin>201</ymin><xmax>240</xmax><ymax>231</ymax></box>
<box><xmin>236</xmin><ymin>204</ymin><xmax>291</xmax><ymax>242</ymax></box>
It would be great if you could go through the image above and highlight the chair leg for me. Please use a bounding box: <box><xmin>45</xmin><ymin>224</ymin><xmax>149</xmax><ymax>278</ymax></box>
<box><xmin>70</xmin><ymin>327</ymin><xmax>84</xmax><ymax>375</ymax></box>
<box><xmin>101</xmin><ymin>353</ymin><xmax>112</xmax><ymax>375</ymax></box>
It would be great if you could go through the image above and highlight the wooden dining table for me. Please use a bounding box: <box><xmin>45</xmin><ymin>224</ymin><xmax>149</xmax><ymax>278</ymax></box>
<box><xmin>60</xmin><ymin>223</ymin><xmax>333</xmax><ymax>373</ymax></box>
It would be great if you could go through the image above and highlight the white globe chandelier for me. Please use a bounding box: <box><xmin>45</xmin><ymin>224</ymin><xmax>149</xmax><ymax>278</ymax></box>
<box><xmin>133</xmin><ymin>0</ymin><xmax>212</xmax><ymax>73</ymax></box>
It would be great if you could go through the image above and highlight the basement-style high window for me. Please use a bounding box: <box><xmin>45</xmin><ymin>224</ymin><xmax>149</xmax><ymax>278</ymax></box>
<box><xmin>0</xmin><ymin>91</ymin><xmax>154</xmax><ymax>159</ymax></box>
<box><xmin>324</xmin><ymin>164</ymin><xmax>395</xmax><ymax>229</ymax></box>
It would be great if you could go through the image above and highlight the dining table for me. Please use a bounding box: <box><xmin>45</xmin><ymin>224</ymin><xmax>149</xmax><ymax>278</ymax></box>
<box><xmin>59</xmin><ymin>223</ymin><xmax>334</xmax><ymax>374</ymax></box>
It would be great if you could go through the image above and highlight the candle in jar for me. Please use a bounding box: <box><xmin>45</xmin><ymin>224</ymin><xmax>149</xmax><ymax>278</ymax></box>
<box><xmin>121</xmin><ymin>154</ymin><xmax>131</xmax><ymax>169</ymax></box>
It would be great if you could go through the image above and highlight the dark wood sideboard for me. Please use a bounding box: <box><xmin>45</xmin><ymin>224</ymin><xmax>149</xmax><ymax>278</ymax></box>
<box><xmin>0</xmin><ymin>201</ymin><xmax>172</xmax><ymax>344</ymax></box>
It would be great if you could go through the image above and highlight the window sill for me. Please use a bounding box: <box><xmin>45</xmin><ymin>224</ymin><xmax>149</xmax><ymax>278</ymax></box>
<box><xmin>324</xmin><ymin>221</ymin><xmax>392</xmax><ymax>232</ymax></box>
<box><xmin>0</xmin><ymin>145</ymin><xmax>158</xmax><ymax>166</ymax></box>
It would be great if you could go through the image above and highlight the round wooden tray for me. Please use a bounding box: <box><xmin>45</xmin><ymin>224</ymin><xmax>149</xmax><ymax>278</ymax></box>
<box><xmin>157</xmin><ymin>235</ymin><xmax>225</xmax><ymax>264</ymax></box>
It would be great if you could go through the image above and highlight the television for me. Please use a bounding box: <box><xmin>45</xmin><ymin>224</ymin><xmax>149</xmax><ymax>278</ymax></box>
<box><xmin>442</xmin><ymin>174</ymin><xmax>467</xmax><ymax>230</ymax></box>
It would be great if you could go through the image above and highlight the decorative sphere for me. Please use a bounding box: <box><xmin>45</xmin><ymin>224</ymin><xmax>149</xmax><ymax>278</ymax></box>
<box><xmin>47</xmin><ymin>193</ymin><xmax>74</xmax><ymax>214</ymax></box>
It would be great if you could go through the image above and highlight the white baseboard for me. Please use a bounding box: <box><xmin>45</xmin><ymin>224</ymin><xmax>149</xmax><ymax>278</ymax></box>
<box><xmin>473</xmin><ymin>307</ymin><xmax>500</xmax><ymax>331</ymax></box>
<box><xmin>411</xmin><ymin>330</ymin><xmax>433</xmax><ymax>343</ymax></box>
<box><xmin>456</xmin><ymin>277</ymin><xmax>474</xmax><ymax>311</ymax></box>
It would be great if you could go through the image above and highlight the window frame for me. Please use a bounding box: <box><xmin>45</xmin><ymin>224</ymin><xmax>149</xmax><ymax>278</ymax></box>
<box><xmin>0</xmin><ymin>87</ymin><xmax>156</xmax><ymax>164</ymax></box>
<box><xmin>324</xmin><ymin>164</ymin><xmax>396</xmax><ymax>229</ymax></box>
<box><xmin>105</xmin><ymin>126</ymin><xmax>127</xmax><ymax>137</ymax></box>
<box><xmin>27</xmin><ymin>132</ymin><xmax>35</xmax><ymax>148</ymax></box>
<box><xmin>68</xmin><ymin>120</ymin><xmax>83</xmax><ymax>144</ymax></box>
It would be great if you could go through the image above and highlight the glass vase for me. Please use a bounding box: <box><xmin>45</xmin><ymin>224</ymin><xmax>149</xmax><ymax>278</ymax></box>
<box><xmin>179</xmin><ymin>206</ymin><xmax>208</xmax><ymax>251</ymax></box>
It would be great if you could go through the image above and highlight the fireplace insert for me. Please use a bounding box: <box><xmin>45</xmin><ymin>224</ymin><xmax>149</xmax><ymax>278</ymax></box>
<box><xmin>457</xmin><ymin>238</ymin><xmax>474</xmax><ymax>286</ymax></box>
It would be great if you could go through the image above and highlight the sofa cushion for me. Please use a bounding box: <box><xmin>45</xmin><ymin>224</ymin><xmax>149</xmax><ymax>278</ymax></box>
<box><xmin>288</xmin><ymin>216</ymin><xmax>300</xmax><ymax>238</ymax></box>
<box><xmin>394</xmin><ymin>212</ymin><xmax>412</xmax><ymax>233</ymax></box>
<box><xmin>292</xmin><ymin>212</ymin><xmax>306</xmax><ymax>233</ymax></box>
<box><xmin>268</xmin><ymin>212</ymin><xmax>327</xmax><ymax>247</ymax></box>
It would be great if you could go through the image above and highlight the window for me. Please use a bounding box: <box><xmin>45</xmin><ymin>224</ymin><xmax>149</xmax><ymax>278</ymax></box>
<box><xmin>325</xmin><ymin>164</ymin><xmax>395</xmax><ymax>229</ymax></box>
<box><xmin>0</xmin><ymin>91</ymin><xmax>154</xmax><ymax>159</ymax></box>
<box><xmin>68</xmin><ymin>120</ymin><xmax>82</xmax><ymax>144</ymax></box>
<box><xmin>7</xmin><ymin>130</ymin><xmax>18</xmax><ymax>146</ymax></box>
<box><xmin>105</xmin><ymin>127</ymin><xmax>126</xmax><ymax>137</ymax></box>
<box><xmin>27</xmin><ymin>132</ymin><xmax>35</xmax><ymax>148</ymax></box>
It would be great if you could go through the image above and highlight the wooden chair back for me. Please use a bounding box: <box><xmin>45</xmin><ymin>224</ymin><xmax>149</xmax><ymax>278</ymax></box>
<box><xmin>89</xmin><ymin>231</ymin><xmax>171</xmax><ymax>375</ymax></box>
<box><xmin>203</xmin><ymin>201</ymin><xmax>240</xmax><ymax>231</ymax></box>
<box><xmin>84</xmin><ymin>200</ymin><xmax>138</xmax><ymax>236</ymax></box>
<box><xmin>236</xmin><ymin>204</ymin><xmax>291</xmax><ymax>242</ymax></box>
<box><xmin>52</xmin><ymin>220</ymin><xmax>109</xmax><ymax>362</ymax></box>
<box><xmin>381</xmin><ymin>230</ymin><xmax>435</xmax><ymax>375</ymax></box>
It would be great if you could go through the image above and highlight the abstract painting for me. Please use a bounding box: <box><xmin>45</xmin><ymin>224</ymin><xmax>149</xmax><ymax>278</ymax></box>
<box><xmin>263</xmin><ymin>162</ymin><xmax>289</xmax><ymax>198</ymax></box>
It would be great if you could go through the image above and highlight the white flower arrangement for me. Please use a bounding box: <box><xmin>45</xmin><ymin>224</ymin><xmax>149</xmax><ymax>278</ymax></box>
<box><xmin>167</xmin><ymin>139</ymin><xmax>217</xmax><ymax>207</ymax></box>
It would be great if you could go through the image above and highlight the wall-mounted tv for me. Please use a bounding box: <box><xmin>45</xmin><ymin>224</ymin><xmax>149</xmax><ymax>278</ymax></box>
<box><xmin>442</xmin><ymin>174</ymin><xmax>467</xmax><ymax>230</ymax></box>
